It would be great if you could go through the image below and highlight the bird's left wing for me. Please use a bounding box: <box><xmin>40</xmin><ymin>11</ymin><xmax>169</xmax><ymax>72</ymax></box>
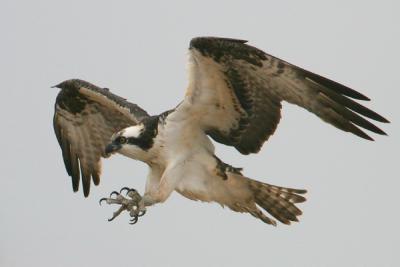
<box><xmin>53</xmin><ymin>79</ymin><xmax>149</xmax><ymax>197</ymax></box>
<box><xmin>179</xmin><ymin>37</ymin><xmax>388</xmax><ymax>154</ymax></box>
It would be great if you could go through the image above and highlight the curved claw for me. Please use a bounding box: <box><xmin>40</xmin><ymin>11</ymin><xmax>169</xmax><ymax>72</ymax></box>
<box><xmin>110</xmin><ymin>191</ymin><xmax>119</xmax><ymax>198</ymax></box>
<box><xmin>119</xmin><ymin>187</ymin><xmax>131</xmax><ymax>194</ymax></box>
<box><xmin>108</xmin><ymin>216</ymin><xmax>116</xmax><ymax>222</ymax></box>
<box><xmin>138</xmin><ymin>210</ymin><xmax>146</xmax><ymax>217</ymax></box>
<box><xmin>129</xmin><ymin>216</ymin><xmax>138</xmax><ymax>225</ymax></box>
<box><xmin>99</xmin><ymin>198</ymin><xmax>107</xmax><ymax>206</ymax></box>
<box><xmin>127</xmin><ymin>189</ymin><xmax>137</xmax><ymax>195</ymax></box>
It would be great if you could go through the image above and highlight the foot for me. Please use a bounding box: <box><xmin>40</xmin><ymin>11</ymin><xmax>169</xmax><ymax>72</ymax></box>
<box><xmin>99</xmin><ymin>187</ymin><xmax>146</xmax><ymax>225</ymax></box>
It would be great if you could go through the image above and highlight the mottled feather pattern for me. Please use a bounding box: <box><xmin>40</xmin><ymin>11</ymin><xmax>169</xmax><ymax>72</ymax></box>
<box><xmin>247</xmin><ymin>179</ymin><xmax>306</xmax><ymax>225</ymax></box>
<box><xmin>52</xmin><ymin>37</ymin><xmax>388</xmax><ymax>226</ymax></box>
<box><xmin>226</xmin><ymin>64</ymin><xmax>282</xmax><ymax>153</ymax></box>
<box><xmin>53</xmin><ymin>79</ymin><xmax>149</xmax><ymax>197</ymax></box>
<box><xmin>213</xmin><ymin>155</ymin><xmax>243</xmax><ymax>180</ymax></box>
<box><xmin>189</xmin><ymin>37</ymin><xmax>388</xmax><ymax>155</ymax></box>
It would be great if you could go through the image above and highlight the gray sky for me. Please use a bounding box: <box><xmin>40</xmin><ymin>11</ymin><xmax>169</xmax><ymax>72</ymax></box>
<box><xmin>1</xmin><ymin>0</ymin><xmax>399</xmax><ymax>266</ymax></box>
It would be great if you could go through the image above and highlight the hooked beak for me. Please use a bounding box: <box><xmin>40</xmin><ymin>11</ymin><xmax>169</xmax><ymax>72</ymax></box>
<box><xmin>105</xmin><ymin>142</ymin><xmax>122</xmax><ymax>155</ymax></box>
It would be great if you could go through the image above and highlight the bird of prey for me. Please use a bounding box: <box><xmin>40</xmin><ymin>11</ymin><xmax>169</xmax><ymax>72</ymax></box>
<box><xmin>53</xmin><ymin>37</ymin><xmax>388</xmax><ymax>226</ymax></box>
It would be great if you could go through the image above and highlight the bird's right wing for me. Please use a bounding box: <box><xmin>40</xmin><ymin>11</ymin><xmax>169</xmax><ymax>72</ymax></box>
<box><xmin>53</xmin><ymin>79</ymin><xmax>149</xmax><ymax>197</ymax></box>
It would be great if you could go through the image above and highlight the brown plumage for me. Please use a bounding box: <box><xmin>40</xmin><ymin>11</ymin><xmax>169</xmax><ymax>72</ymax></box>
<box><xmin>52</xmin><ymin>37</ymin><xmax>388</xmax><ymax>226</ymax></box>
<box><xmin>247</xmin><ymin>179</ymin><xmax>306</xmax><ymax>225</ymax></box>
<box><xmin>189</xmin><ymin>37</ymin><xmax>389</xmax><ymax>155</ymax></box>
<box><xmin>53</xmin><ymin>79</ymin><xmax>149</xmax><ymax>197</ymax></box>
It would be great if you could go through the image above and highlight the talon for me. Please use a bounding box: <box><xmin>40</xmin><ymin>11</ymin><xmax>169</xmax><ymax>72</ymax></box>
<box><xmin>110</xmin><ymin>191</ymin><xmax>119</xmax><ymax>198</ymax></box>
<box><xmin>120</xmin><ymin>187</ymin><xmax>131</xmax><ymax>194</ymax></box>
<box><xmin>100</xmin><ymin>188</ymin><xmax>146</xmax><ymax>225</ymax></box>
<box><xmin>99</xmin><ymin>198</ymin><xmax>107</xmax><ymax>206</ymax></box>
<box><xmin>138</xmin><ymin>210</ymin><xmax>146</xmax><ymax>217</ymax></box>
<box><xmin>107</xmin><ymin>206</ymin><xmax>125</xmax><ymax>222</ymax></box>
<box><xmin>127</xmin><ymin>189</ymin><xmax>137</xmax><ymax>195</ymax></box>
<box><xmin>129</xmin><ymin>216</ymin><xmax>138</xmax><ymax>225</ymax></box>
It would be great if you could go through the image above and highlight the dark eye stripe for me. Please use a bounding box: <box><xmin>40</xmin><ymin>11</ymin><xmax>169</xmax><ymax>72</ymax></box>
<box><xmin>127</xmin><ymin>137</ymin><xmax>138</xmax><ymax>145</ymax></box>
<box><xmin>127</xmin><ymin>136</ymin><xmax>153</xmax><ymax>151</ymax></box>
<box><xmin>124</xmin><ymin>115</ymin><xmax>159</xmax><ymax>151</ymax></box>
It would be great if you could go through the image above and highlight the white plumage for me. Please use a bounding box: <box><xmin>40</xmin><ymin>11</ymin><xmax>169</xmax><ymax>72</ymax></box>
<box><xmin>52</xmin><ymin>37</ymin><xmax>388</xmax><ymax>226</ymax></box>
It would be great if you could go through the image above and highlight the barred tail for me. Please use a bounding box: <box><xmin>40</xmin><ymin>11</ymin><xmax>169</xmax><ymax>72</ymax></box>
<box><xmin>247</xmin><ymin>179</ymin><xmax>307</xmax><ymax>226</ymax></box>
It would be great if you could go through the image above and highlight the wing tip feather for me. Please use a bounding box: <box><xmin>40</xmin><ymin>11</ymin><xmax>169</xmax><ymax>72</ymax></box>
<box><xmin>306</xmin><ymin>73</ymin><xmax>371</xmax><ymax>101</ymax></box>
<box><xmin>351</xmin><ymin>126</ymin><xmax>374</xmax><ymax>141</ymax></box>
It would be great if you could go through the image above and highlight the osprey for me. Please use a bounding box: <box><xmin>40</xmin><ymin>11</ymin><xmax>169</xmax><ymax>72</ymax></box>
<box><xmin>53</xmin><ymin>37</ymin><xmax>388</xmax><ymax>226</ymax></box>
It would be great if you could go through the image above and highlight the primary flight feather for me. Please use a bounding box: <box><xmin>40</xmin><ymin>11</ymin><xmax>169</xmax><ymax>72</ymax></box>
<box><xmin>53</xmin><ymin>37</ymin><xmax>388</xmax><ymax>226</ymax></box>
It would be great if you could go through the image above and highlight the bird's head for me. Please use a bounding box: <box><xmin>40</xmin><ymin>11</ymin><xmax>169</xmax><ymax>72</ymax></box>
<box><xmin>105</xmin><ymin>124</ymin><xmax>155</xmax><ymax>161</ymax></box>
<box><xmin>105</xmin><ymin>124</ymin><xmax>147</xmax><ymax>159</ymax></box>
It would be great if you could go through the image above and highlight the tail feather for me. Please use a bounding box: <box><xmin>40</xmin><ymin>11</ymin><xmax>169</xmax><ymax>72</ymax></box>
<box><xmin>249</xmin><ymin>209</ymin><xmax>278</xmax><ymax>226</ymax></box>
<box><xmin>248</xmin><ymin>179</ymin><xmax>307</xmax><ymax>225</ymax></box>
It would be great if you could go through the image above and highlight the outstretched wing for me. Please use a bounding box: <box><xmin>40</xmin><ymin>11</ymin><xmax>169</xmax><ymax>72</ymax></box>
<box><xmin>181</xmin><ymin>37</ymin><xmax>389</xmax><ymax>154</ymax></box>
<box><xmin>53</xmin><ymin>79</ymin><xmax>149</xmax><ymax>197</ymax></box>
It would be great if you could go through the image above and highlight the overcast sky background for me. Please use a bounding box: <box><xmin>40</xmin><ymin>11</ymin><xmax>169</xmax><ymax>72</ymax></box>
<box><xmin>1</xmin><ymin>1</ymin><xmax>399</xmax><ymax>266</ymax></box>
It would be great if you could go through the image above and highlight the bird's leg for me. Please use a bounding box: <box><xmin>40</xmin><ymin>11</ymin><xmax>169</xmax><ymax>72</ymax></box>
<box><xmin>99</xmin><ymin>164</ymin><xmax>183</xmax><ymax>224</ymax></box>
<box><xmin>138</xmin><ymin>167</ymin><xmax>184</xmax><ymax>207</ymax></box>
<box><xmin>137</xmin><ymin>163</ymin><xmax>187</xmax><ymax>209</ymax></box>
<box><xmin>99</xmin><ymin>188</ymin><xmax>146</xmax><ymax>225</ymax></box>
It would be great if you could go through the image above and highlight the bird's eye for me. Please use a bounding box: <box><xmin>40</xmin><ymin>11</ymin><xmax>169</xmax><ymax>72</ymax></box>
<box><xmin>117</xmin><ymin>136</ymin><xmax>127</xmax><ymax>144</ymax></box>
